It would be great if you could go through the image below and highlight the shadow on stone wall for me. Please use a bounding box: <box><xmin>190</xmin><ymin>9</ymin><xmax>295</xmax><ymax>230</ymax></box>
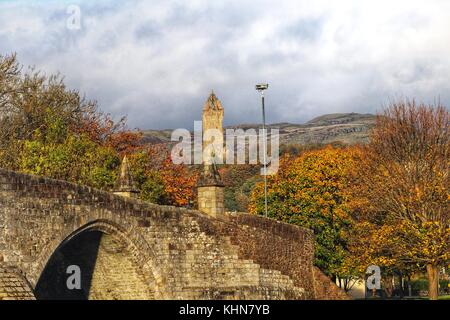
<box><xmin>34</xmin><ymin>231</ymin><xmax>101</xmax><ymax>300</ymax></box>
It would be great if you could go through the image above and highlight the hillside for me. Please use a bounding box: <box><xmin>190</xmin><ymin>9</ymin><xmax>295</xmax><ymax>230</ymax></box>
<box><xmin>141</xmin><ymin>113</ymin><xmax>376</xmax><ymax>146</ymax></box>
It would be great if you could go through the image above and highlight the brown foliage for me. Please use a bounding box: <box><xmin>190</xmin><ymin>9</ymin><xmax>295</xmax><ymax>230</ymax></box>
<box><xmin>360</xmin><ymin>100</ymin><xmax>449</xmax><ymax>226</ymax></box>
<box><xmin>349</xmin><ymin>100</ymin><xmax>449</xmax><ymax>299</ymax></box>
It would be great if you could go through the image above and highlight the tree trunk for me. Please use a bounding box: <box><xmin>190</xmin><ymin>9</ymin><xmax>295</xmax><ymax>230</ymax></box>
<box><xmin>385</xmin><ymin>275</ymin><xmax>394</xmax><ymax>298</ymax></box>
<box><xmin>407</xmin><ymin>275</ymin><xmax>412</xmax><ymax>297</ymax></box>
<box><xmin>399</xmin><ymin>273</ymin><xmax>404</xmax><ymax>298</ymax></box>
<box><xmin>426</xmin><ymin>264</ymin><xmax>439</xmax><ymax>300</ymax></box>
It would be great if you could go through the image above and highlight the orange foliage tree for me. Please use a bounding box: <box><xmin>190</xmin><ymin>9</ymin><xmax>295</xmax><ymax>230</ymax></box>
<box><xmin>250</xmin><ymin>146</ymin><xmax>362</xmax><ymax>288</ymax></box>
<box><xmin>129</xmin><ymin>145</ymin><xmax>199</xmax><ymax>207</ymax></box>
<box><xmin>347</xmin><ymin>100</ymin><xmax>449</xmax><ymax>300</ymax></box>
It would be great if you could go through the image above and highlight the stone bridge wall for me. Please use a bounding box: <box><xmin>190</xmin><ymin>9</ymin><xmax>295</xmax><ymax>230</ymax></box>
<box><xmin>0</xmin><ymin>169</ymin><xmax>347</xmax><ymax>300</ymax></box>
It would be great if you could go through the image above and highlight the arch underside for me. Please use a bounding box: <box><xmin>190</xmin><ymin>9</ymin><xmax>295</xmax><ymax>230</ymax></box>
<box><xmin>34</xmin><ymin>226</ymin><xmax>156</xmax><ymax>300</ymax></box>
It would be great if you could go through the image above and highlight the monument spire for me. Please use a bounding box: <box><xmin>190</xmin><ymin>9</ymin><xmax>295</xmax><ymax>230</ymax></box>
<box><xmin>114</xmin><ymin>155</ymin><xmax>139</xmax><ymax>198</ymax></box>
<box><xmin>203</xmin><ymin>90</ymin><xmax>223</xmax><ymax>111</ymax></box>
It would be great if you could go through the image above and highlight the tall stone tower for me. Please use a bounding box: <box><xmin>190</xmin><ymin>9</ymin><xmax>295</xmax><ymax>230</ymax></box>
<box><xmin>202</xmin><ymin>90</ymin><xmax>224</xmax><ymax>165</ymax></box>
<box><xmin>197</xmin><ymin>91</ymin><xmax>225</xmax><ymax>217</ymax></box>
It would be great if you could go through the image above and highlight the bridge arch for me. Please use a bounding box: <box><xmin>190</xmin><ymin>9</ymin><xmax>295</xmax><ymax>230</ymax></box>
<box><xmin>32</xmin><ymin>219</ymin><xmax>164</xmax><ymax>300</ymax></box>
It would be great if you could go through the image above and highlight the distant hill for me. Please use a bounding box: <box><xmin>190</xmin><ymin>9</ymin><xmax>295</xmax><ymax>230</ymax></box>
<box><xmin>140</xmin><ymin>129</ymin><xmax>174</xmax><ymax>144</ymax></box>
<box><xmin>141</xmin><ymin>112</ymin><xmax>376</xmax><ymax>146</ymax></box>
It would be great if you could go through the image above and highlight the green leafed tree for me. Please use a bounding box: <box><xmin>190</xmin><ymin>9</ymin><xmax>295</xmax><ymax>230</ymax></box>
<box><xmin>249</xmin><ymin>146</ymin><xmax>362</xmax><ymax>288</ymax></box>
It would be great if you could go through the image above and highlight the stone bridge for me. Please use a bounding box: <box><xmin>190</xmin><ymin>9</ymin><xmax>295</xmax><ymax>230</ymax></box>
<box><xmin>0</xmin><ymin>169</ymin><xmax>347</xmax><ymax>300</ymax></box>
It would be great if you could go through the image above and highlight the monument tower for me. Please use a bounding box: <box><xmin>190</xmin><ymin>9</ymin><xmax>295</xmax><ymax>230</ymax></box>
<box><xmin>197</xmin><ymin>91</ymin><xmax>225</xmax><ymax>217</ymax></box>
<box><xmin>202</xmin><ymin>90</ymin><xmax>224</xmax><ymax>164</ymax></box>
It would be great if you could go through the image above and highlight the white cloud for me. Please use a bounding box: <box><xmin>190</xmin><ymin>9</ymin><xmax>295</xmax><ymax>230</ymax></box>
<box><xmin>1</xmin><ymin>0</ymin><xmax>450</xmax><ymax>129</ymax></box>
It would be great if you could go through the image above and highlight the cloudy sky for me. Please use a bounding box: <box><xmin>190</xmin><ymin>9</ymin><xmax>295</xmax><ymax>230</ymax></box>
<box><xmin>1</xmin><ymin>0</ymin><xmax>450</xmax><ymax>129</ymax></box>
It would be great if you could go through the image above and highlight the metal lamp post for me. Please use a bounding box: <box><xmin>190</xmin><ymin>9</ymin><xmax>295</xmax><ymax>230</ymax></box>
<box><xmin>255</xmin><ymin>83</ymin><xmax>269</xmax><ymax>217</ymax></box>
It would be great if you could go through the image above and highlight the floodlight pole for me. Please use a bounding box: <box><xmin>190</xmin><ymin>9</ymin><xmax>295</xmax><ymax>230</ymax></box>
<box><xmin>262</xmin><ymin>92</ymin><xmax>268</xmax><ymax>218</ymax></box>
<box><xmin>256</xmin><ymin>84</ymin><xmax>269</xmax><ymax>218</ymax></box>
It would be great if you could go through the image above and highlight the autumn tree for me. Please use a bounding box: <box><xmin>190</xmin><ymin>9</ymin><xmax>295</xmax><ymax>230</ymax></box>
<box><xmin>250</xmin><ymin>146</ymin><xmax>362</xmax><ymax>286</ymax></box>
<box><xmin>350</xmin><ymin>100</ymin><xmax>449</xmax><ymax>300</ymax></box>
<box><xmin>343</xmin><ymin>219</ymin><xmax>422</xmax><ymax>297</ymax></box>
<box><xmin>129</xmin><ymin>145</ymin><xmax>199</xmax><ymax>207</ymax></box>
<box><xmin>0</xmin><ymin>53</ymin><xmax>140</xmax><ymax>189</ymax></box>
